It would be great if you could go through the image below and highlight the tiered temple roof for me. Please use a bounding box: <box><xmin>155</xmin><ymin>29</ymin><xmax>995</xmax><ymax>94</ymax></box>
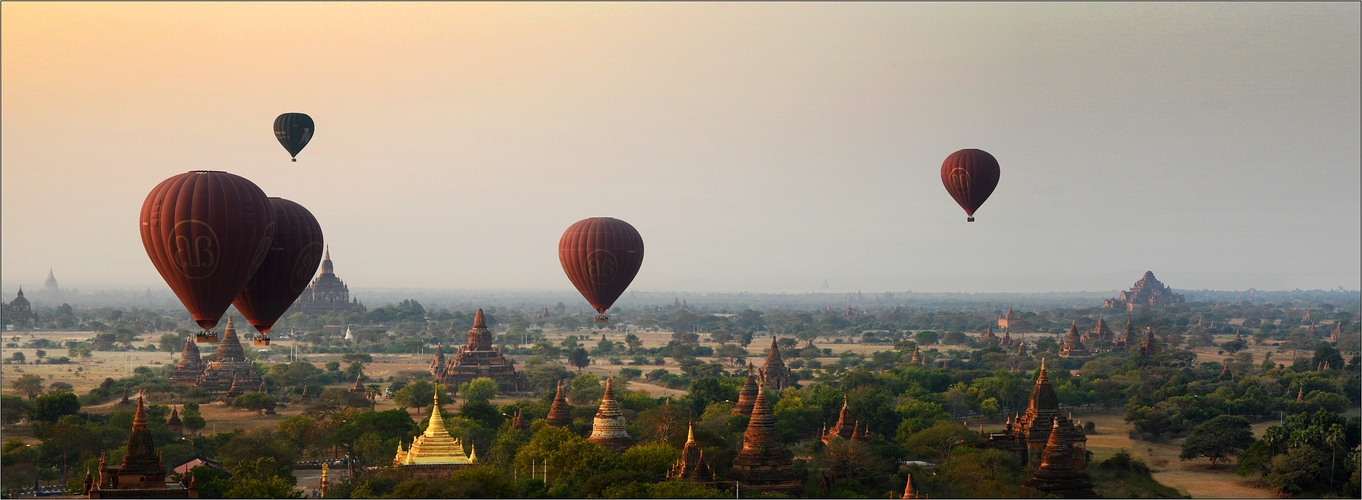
<box><xmin>985</xmin><ymin>359</ymin><xmax>1087</xmax><ymax>469</ymax></box>
<box><xmin>999</xmin><ymin>307</ymin><xmax>1018</xmax><ymax>329</ymax></box>
<box><xmin>395</xmin><ymin>393</ymin><xmax>475</xmax><ymax>467</ymax></box>
<box><xmin>729</xmin><ymin>384</ymin><xmax>802</xmax><ymax>495</ymax></box>
<box><xmin>587</xmin><ymin>378</ymin><xmax>634</xmax><ymax>453</ymax></box>
<box><xmin>193</xmin><ymin>319</ymin><xmax>263</xmax><ymax>399</ymax></box>
<box><xmin>822</xmin><ymin>395</ymin><xmax>858</xmax><ymax>444</ymax></box>
<box><xmin>169</xmin><ymin>338</ymin><xmax>202</xmax><ymax>385</ymax></box>
<box><xmin>1022</xmin><ymin>420</ymin><xmax>1096</xmax><ymax>498</ymax></box>
<box><xmin>979</xmin><ymin>326</ymin><xmax>999</xmax><ymax>347</ymax></box>
<box><xmin>1103</xmin><ymin>271</ymin><xmax>1185</xmax><ymax>311</ymax></box>
<box><xmin>431</xmin><ymin>309</ymin><xmax>528</xmax><ymax>391</ymax></box>
<box><xmin>668</xmin><ymin>422</ymin><xmax>715</xmax><ymax>484</ymax></box>
<box><xmin>732</xmin><ymin>363</ymin><xmax>760</xmax><ymax>415</ymax></box>
<box><xmin>1000</xmin><ymin>329</ymin><xmax>1013</xmax><ymax>347</ymax></box>
<box><xmin>1058</xmin><ymin>322</ymin><xmax>1092</xmax><ymax>359</ymax></box>
<box><xmin>546</xmin><ymin>380</ymin><xmax>573</xmax><ymax>427</ymax></box>
<box><xmin>1139</xmin><ymin>327</ymin><xmax>1157</xmax><ymax>358</ymax></box>
<box><xmin>1114</xmin><ymin>318</ymin><xmax>1135</xmax><ymax>351</ymax></box>
<box><xmin>87</xmin><ymin>395</ymin><xmax>195</xmax><ymax>498</ymax></box>
<box><xmin>758</xmin><ymin>337</ymin><xmax>792</xmax><ymax>391</ymax></box>
<box><xmin>1082</xmin><ymin>316</ymin><xmax>1113</xmax><ymax>344</ymax></box>
<box><xmin>288</xmin><ymin>247</ymin><xmax>366</xmax><ymax>315</ymax></box>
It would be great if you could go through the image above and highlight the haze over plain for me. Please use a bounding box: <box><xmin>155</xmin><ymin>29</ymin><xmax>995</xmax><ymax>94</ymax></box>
<box><xmin>2</xmin><ymin>3</ymin><xmax>1358</xmax><ymax>294</ymax></box>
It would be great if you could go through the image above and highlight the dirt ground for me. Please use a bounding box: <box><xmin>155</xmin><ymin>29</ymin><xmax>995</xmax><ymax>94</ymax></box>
<box><xmin>1077</xmin><ymin>410</ymin><xmax>1274</xmax><ymax>499</ymax></box>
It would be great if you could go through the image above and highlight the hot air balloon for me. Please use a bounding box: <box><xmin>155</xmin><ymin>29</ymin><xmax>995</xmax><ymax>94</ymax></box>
<box><xmin>940</xmin><ymin>149</ymin><xmax>1001</xmax><ymax>222</ymax></box>
<box><xmin>274</xmin><ymin>113</ymin><xmax>314</xmax><ymax>162</ymax></box>
<box><xmin>558</xmin><ymin>218</ymin><xmax>644</xmax><ymax>322</ymax></box>
<box><xmin>232</xmin><ymin>198</ymin><xmax>324</xmax><ymax>347</ymax></box>
<box><xmin>140</xmin><ymin>171</ymin><xmax>275</xmax><ymax>342</ymax></box>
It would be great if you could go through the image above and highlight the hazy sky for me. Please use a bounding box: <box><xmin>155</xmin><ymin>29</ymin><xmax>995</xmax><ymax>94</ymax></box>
<box><xmin>3</xmin><ymin>3</ymin><xmax>1359</xmax><ymax>295</ymax></box>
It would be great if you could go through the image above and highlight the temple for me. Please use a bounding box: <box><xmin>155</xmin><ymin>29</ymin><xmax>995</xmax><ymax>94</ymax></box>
<box><xmin>758</xmin><ymin>337</ymin><xmax>792</xmax><ymax>391</ymax></box>
<box><xmin>668</xmin><ymin>422</ymin><xmax>715</xmax><ymax>484</ymax></box>
<box><xmin>169</xmin><ymin>339</ymin><xmax>202</xmax><ymax>385</ymax></box>
<box><xmin>1113</xmin><ymin>318</ymin><xmax>1135</xmax><ymax>352</ymax></box>
<box><xmin>187</xmin><ymin>319</ymin><xmax>263</xmax><ymax>398</ymax></box>
<box><xmin>545</xmin><ymin>380</ymin><xmax>573</xmax><ymax>427</ymax></box>
<box><xmin>728</xmin><ymin>384</ymin><xmax>803</xmax><ymax>495</ymax></box>
<box><xmin>86</xmin><ymin>395</ymin><xmax>196</xmax><ymax>498</ymax></box>
<box><xmin>1102</xmin><ymin>271</ymin><xmax>1185</xmax><ymax>311</ymax></box>
<box><xmin>1058</xmin><ymin>322</ymin><xmax>1092</xmax><ymax>359</ymax></box>
<box><xmin>983</xmin><ymin>359</ymin><xmax>1087</xmax><ymax>469</ymax></box>
<box><xmin>998</xmin><ymin>307</ymin><xmax>1018</xmax><ymax>329</ymax></box>
<box><xmin>430</xmin><ymin>309</ymin><xmax>528</xmax><ymax>391</ymax></box>
<box><xmin>393</xmin><ymin>393</ymin><xmax>476</xmax><ymax>479</ymax></box>
<box><xmin>1082</xmin><ymin>316</ymin><xmax>1113</xmax><ymax>344</ymax></box>
<box><xmin>732</xmin><ymin>363</ymin><xmax>760</xmax><ymax>415</ymax></box>
<box><xmin>287</xmin><ymin>247</ymin><xmax>366</xmax><ymax>315</ymax></box>
<box><xmin>821</xmin><ymin>395</ymin><xmax>860</xmax><ymax>444</ymax></box>
<box><xmin>1</xmin><ymin>287</ymin><xmax>38</xmax><ymax>329</ymax></box>
<box><xmin>978</xmin><ymin>326</ymin><xmax>999</xmax><ymax>347</ymax></box>
<box><xmin>1138</xmin><ymin>327</ymin><xmax>1157</xmax><ymax>358</ymax></box>
<box><xmin>587</xmin><ymin>378</ymin><xmax>634</xmax><ymax>453</ymax></box>
<box><xmin>1022</xmin><ymin>420</ymin><xmax>1096</xmax><ymax>498</ymax></box>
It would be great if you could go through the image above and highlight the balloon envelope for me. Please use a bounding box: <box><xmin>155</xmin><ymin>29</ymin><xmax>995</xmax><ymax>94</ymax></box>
<box><xmin>940</xmin><ymin>149</ymin><xmax>1001</xmax><ymax>220</ymax></box>
<box><xmin>274</xmin><ymin>113</ymin><xmax>314</xmax><ymax>161</ymax></box>
<box><xmin>232</xmin><ymin>198</ymin><xmax>324</xmax><ymax>335</ymax></box>
<box><xmin>140</xmin><ymin>171</ymin><xmax>275</xmax><ymax>329</ymax></box>
<box><xmin>558</xmin><ymin>218</ymin><xmax>644</xmax><ymax>315</ymax></box>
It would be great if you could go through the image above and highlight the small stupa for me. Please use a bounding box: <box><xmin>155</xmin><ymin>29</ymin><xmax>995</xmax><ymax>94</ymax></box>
<box><xmin>587</xmin><ymin>378</ymin><xmax>634</xmax><ymax>453</ymax></box>
<box><xmin>545</xmin><ymin>380</ymin><xmax>573</xmax><ymax>427</ymax></box>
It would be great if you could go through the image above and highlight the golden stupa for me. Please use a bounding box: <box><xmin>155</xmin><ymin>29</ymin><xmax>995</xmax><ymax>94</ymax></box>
<box><xmin>395</xmin><ymin>393</ymin><xmax>475</xmax><ymax>465</ymax></box>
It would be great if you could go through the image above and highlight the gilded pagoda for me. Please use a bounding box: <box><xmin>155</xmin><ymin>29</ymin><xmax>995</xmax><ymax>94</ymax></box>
<box><xmin>430</xmin><ymin>309</ymin><xmax>528</xmax><ymax>391</ymax></box>
<box><xmin>393</xmin><ymin>393</ymin><xmax>476</xmax><ymax>479</ymax></box>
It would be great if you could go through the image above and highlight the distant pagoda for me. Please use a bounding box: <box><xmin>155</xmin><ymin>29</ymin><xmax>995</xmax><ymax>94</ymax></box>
<box><xmin>587</xmin><ymin>378</ymin><xmax>634</xmax><ymax>453</ymax></box>
<box><xmin>192</xmin><ymin>319</ymin><xmax>263</xmax><ymax>398</ymax></box>
<box><xmin>728</xmin><ymin>384</ymin><xmax>803</xmax><ymax>495</ymax></box>
<box><xmin>1022</xmin><ymin>420</ymin><xmax>1096</xmax><ymax>498</ymax></box>
<box><xmin>169</xmin><ymin>338</ymin><xmax>203</xmax><ymax>385</ymax></box>
<box><xmin>87</xmin><ymin>395</ymin><xmax>196</xmax><ymax>498</ymax></box>
<box><xmin>668</xmin><ymin>421</ymin><xmax>715</xmax><ymax>484</ymax></box>
<box><xmin>1103</xmin><ymin>271</ymin><xmax>1185</xmax><ymax>311</ymax></box>
<box><xmin>758</xmin><ymin>337</ymin><xmax>792</xmax><ymax>391</ymax></box>
<box><xmin>732</xmin><ymin>363</ymin><xmax>760</xmax><ymax>416</ymax></box>
<box><xmin>1113</xmin><ymin>318</ymin><xmax>1135</xmax><ymax>351</ymax></box>
<box><xmin>394</xmin><ymin>393</ymin><xmax>476</xmax><ymax>480</ymax></box>
<box><xmin>545</xmin><ymin>380</ymin><xmax>573</xmax><ymax>427</ymax></box>
<box><xmin>1058</xmin><ymin>322</ymin><xmax>1092</xmax><ymax>359</ymax></box>
<box><xmin>979</xmin><ymin>326</ymin><xmax>1000</xmax><ymax>347</ymax></box>
<box><xmin>431</xmin><ymin>309</ymin><xmax>528</xmax><ymax>391</ymax></box>
<box><xmin>999</xmin><ymin>329</ymin><xmax>1014</xmax><ymax>348</ymax></box>
<box><xmin>821</xmin><ymin>395</ymin><xmax>858</xmax><ymax>444</ymax></box>
<box><xmin>287</xmin><ymin>247</ymin><xmax>366</xmax><ymax>315</ymax></box>
<box><xmin>1082</xmin><ymin>316</ymin><xmax>1113</xmax><ymax>344</ymax></box>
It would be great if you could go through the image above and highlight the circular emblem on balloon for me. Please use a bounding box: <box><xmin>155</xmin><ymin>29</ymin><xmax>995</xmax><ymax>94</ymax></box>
<box><xmin>168</xmin><ymin>220</ymin><xmax>220</xmax><ymax>279</ymax></box>
<box><xmin>586</xmin><ymin>249</ymin><xmax>620</xmax><ymax>285</ymax></box>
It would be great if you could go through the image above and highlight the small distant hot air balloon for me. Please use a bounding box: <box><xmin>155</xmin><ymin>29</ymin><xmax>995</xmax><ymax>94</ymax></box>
<box><xmin>232</xmin><ymin>198</ymin><xmax>324</xmax><ymax>347</ymax></box>
<box><xmin>558</xmin><ymin>218</ymin><xmax>645</xmax><ymax>322</ymax></box>
<box><xmin>140</xmin><ymin>171</ymin><xmax>275</xmax><ymax>342</ymax></box>
<box><xmin>940</xmin><ymin>149</ymin><xmax>1001</xmax><ymax>222</ymax></box>
<box><xmin>274</xmin><ymin>113</ymin><xmax>314</xmax><ymax>162</ymax></box>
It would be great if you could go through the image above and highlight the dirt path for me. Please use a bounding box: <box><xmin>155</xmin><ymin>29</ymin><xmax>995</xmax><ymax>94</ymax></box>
<box><xmin>1079</xmin><ymin>411</ymin><xmax>1274</xmax><ymax>498</ymax></box>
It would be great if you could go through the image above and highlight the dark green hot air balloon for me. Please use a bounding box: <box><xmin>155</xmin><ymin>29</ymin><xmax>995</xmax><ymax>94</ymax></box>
<box><xmin>273</xmin><ymin>113</ymin><xmax>314</xmax><ymax>162</ymax></box>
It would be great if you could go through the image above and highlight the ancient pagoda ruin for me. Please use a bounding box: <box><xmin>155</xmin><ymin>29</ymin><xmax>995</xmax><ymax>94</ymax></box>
<box><xmin>667</xmin><ymin>421</ymin><xmax>715</xmax><ymax>485</ymax></box>
<box><xmin>984</xmin><ymin>358</ymin><xmax>1087</xmax><ymax>469</ymax></box>
<box><xmin>86</xmin><ymin>395</ymin><xmax>196</xmax><ymax>498</ymax></box>
<box><xmin>587</xmin><ymin>378</ymin><xmax>634</xmax><ymax>453</ymax></box>
<box><xmin>729</xmin><ymin>384</ymin><xmax>803</xmax><ymax>495</ymax></box>
<box><xmin>1058</xmin><ymin>322</ymin><xmax>1092</xmax><ymax>359</ymax></box>
<box><xmin>821</xmin><ymin>395</ymin><xmax>860</xmax><ymax>444</ymax></box>
<box><xmin>168</xmin><ymin>338</ymin><xmax>203</xmax><ymax>385</ymax></box>
<box><xmin>394</xmin><ymin>393</ymin><xmax>476</xmax><ymax>479</ymax></box>
<box><xmin>758</xmin><ymin>337</ymin><xmax>792</xmax><ymax>391</ymax></box>
<box><xmin>1082</xmin><ymin>316</ymin><xmax>1114</xmax><ymax>344</ymax></box>
<box><xmin>431</xmin><ymin>309</ymin><xmax>528</xmax><ymax>391</ymax></box>
<box><xmin>1022</xmin><ymin>420</ymin><xmax>1096</xmax><ymax>498</ymax></box>
<box><xmin>732</xmin><ymin>363</ymin><xmax>760</xmax><ymax>416</ymax></box>
<box><xmin>188</xmin><ymin>318</ymin><xmax>263</xmax><ymax>398</ymax></box>
<box><xmin>1103</xmin><ymin>271</ymin><xmax>1185</xmax><ymax>311</ymax></box>
<box><xmin>545</xmin><ymin>380</ymin><xmax>573</xmax><ymax>427</ymax></box>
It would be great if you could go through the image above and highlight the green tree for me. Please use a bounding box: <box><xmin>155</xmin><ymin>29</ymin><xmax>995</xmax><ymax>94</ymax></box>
<box><xmin>9</xmin><ymin>373</ymin><xmax>44</xmax><ymax>400</ymax></box>
<box><xmin>1179</xmin><ymin>415</ymin><xmax>1254</xmax><ymax>467</ymax></box>
<box><xmin>915</xmin><ymin>331</ymin><xmax>939</xmax><ymax>346</ymax></box>
<box><xmin>1265</xmin><ymin>446</ymin><xmax>1329</xmax><ymax>496</ymax></box>
<box><xmin>1</xmin><ymin>395</ymin><xmax>34</xmax><ymax>425</ymax></box>
<box><xmin>903</xmin><ymin>420</ymin><xmax>977</xmax><ymax>463</ymax></box>
<box><xmin>393</xmin><ymin>380</ymin><xmax>435</xmax><ymax>413</ymax></box>
<box><xmin>223</xmin><ymin>456</ymin><xmax>298</xmax><ymax>498</ymax></box>
<box><xmin>10</xmin><ymin>351</ymin><xmax>25</xmax><ymax>363</ymax></box>
<box><xmin>619</xmin><ymin>442</ymin><xmax>681</xmax><ymax>481</ymax></box>
<box><xmin>569</xmin><ymin>347</ymin><xmax>590</xmax><ymax>372</ymax></box>
<box><xmin>159</xmin><ymin>333</ymin><xmax>182</xmax><ymax>352</ymax></box>
<box><xmin>231</xmin><ymin>392</ymin><xmax>276</xmax><ymax>415</ymax></box>
<box><xmin>460</xmin><ymin>377</ymin><xmax>499</xmax><ymax>403</ymax></box>
<box><xmin>30</xmin><ymin>391</ymin><xmax>80</xmax><ymax>422</ymax></box>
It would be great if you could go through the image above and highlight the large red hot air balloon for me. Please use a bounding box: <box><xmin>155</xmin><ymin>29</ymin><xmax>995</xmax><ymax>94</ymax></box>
<box><xmin>558</xmin><ymin>217</ymin><xmax>644</xmax><ymax>322</ymax></box>
<box><xmin>140</xmin><ymin>171</ymin><xmax>275</xmax><ymax>333</ymax></box>
<box><xmin>940</xmin><ymin>149</ymin><xmax>1001</xmax><ymax>222</ymax></box>
<box><xmin>232</xmin><ymin>198</ymin><xmax>324</xmax><ymax>343</ymax></box>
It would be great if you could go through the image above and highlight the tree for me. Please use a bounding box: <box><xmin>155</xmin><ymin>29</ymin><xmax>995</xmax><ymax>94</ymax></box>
<box><xmin>30</xmin><ymin>391</ymin><xmax>80</xmax><ymax>422</ymax></box>
<box><xmin>1180</xmin><ymin>415</ymin><xmax>1254</xmax><ymax>467</ymax></box>
<box><xmin>159</xmin><ymin>333</ymin><xmax>182</xmax><ymax>352</ymax></box>
<box><xmin>9</xmin><ymin>373</ymin><xmax>44</xmax><ymax>400</ymax></box>
<box><xmin>903</xmin><ymin>420</ymin><xmax>978</xmax><ymax>463</ymax></box>
<box><xmin>341</xmin><ymin>352</ymin><xmax>374</xmax><ymax>365</ymax></box>
<box><xmin>915</xmin><ymin>331</ymin><xmax>939</xmax><ymax>346</ymax></box>
<box><xmin>232</xmin><ymin>392</ymin><xmax>276</xmax><ymax>415</ymax></box>
<box><xmin>34</xmin><ymin>350</ymin><xmax>46</xmax><ymax>360</ymax></box>
<box><xmin>223</xmin><ymin>456</ymin><xmax>297</xmax><ymax>498</ymax></box>
<box><xmin>568</xmin><ymin>347</ymin><xmax>590</xmax><ymax>372</ymax></box>
<box><xmin>9</xmin><ymin>351</ymin><xmax>24</xmax><ymax>363</ymax></box>
<box><xmin>394</xmin><ymin>380</ymin><xmax>435</xmax><ymax>413</ymax></box>
<box><xmin>1</xmin><ymin>395</ymin><xmax>33</xmax><ymax>425</ymax></box>
<box><xmin>460</xmin><ymin>377</ymin><xmax>499</xmax><ymax>403</ymax></box>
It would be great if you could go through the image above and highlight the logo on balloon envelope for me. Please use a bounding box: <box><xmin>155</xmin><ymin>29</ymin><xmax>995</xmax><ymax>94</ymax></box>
<box><xmin>586</xmin><ymin>249</ymin><xmax>619</xmax><ymax>285</ymax></box>
<box><xmin>947</xmin><ymin>168</ymin><xmax>972</xmax><ymax>194</ymax></box>
<box><xmin>168</xmin><ymin>220</ymin><xmax>220</xmax><ymax>279</ymax></box>
<box><xmin>291</xmin><ymin>242</ymin><xmax>323</xmax><ymax>291</ymax></box>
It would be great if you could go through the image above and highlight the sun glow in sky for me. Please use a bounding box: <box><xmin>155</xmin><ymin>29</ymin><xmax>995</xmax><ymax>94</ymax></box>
<box><xmin>3</xmin><ymin>3</ymin><xmax>1359</xmax><ymax>293</ymax></box>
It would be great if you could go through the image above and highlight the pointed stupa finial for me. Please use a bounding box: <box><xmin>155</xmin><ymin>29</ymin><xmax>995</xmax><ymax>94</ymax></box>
<box><xmin>133</xmin><ymin>393</ymin><xmax>148</xmax><ymax>430</ymax></box>
<box><xmin>473</xmin><ymin>308</ymin><xmax>487</xmax><ymax>329</ymax></box>
<box><xmin>687</xmin><ymin>420</ymin><xmax>696</xmax><ymax>444</ymax></box>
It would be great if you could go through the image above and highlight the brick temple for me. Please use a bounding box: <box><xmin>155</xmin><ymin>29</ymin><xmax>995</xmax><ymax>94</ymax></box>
<box><xmin>430</xmin><ymin>309</ymin><xmax>528</xmax><ymax>391</ymax></box>
<box><xmin>85</xmin><ymin>395</ymin><xmax>196</xmax><ymax>498</ymax></box>
<box><xmin>729</xmin><ymin>384</ymin><xmax>803</xmax><ymax>495</ymax></box>
<box><xmin>1103</xmin><ymin>271</ymin><xmax>1185</xmax><ymax>311</ymax></box>
<box><xmin>170</xmin><ymin>318</ymin><xmax>262</xmax><ymax>398</ymax></box>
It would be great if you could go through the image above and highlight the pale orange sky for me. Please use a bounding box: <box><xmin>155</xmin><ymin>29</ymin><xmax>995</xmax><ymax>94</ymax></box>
<box><xmin>3</xmin><ymin>3</ymin><xmax>1359</xmax><ymax>294</ymax></box>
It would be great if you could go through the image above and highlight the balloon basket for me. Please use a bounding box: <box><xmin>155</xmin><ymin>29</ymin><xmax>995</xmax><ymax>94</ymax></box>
<box><xmin>291</xmin><ymin>158</ymin><xmax>297</xmax><ymax>162</ymax></box>
<box><xmin>195</xmin><ymin>334</ymin><xmax>219</xmax><ymax>344</ymax></box>
<box><xmin>253</xmin><ymin>338</ymin><xmax>270</xmax><ymax>346</ymax></box>
<box><xmin>967</xmin><ymin>216</ymin><xmax>975</xmax><ymax>222</ymax></box>
<box><xmin>594</xmin><ymin>315</ymin><xmax>609</xmax><ymax>323</ymax></box>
